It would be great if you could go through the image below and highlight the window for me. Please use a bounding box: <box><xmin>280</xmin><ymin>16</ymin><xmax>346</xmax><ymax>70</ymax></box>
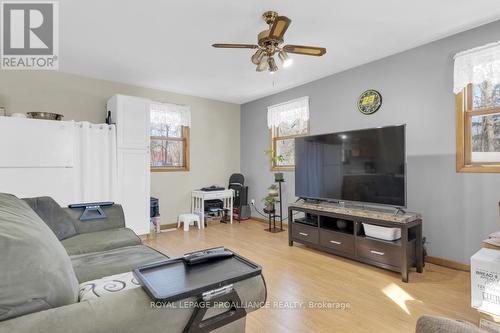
<box><xmin>150</xmin><ymin>103</ymin><xmax>191</xmax><ymax>171</ymax></box>
<box><xmin>267</xmin><ymin>97</ymin><xmax>310</xmax><ymax>170</ymax></box>
<box><xmin>455</xmin><ymin>42</ymin><xmax>500</xmax><ymax>172</ymax></box>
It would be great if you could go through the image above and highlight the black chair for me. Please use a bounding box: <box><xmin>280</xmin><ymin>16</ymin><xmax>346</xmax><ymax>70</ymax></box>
<box><xmin>228</xmin><ymin>174</ymin><xmax>250</xmax><ymax>221</ymax></box>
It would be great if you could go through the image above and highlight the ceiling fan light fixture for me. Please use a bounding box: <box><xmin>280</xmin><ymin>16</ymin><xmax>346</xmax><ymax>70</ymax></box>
<box><xmin>212</xmin><ymin>11</ymin><xmax>326</xmax><ymax>74</ymax></box>
<box><xmin>256</xmin><ymin>57</ymin><xmax>269</xmax><ymax>72</ymax></box>
<box><xmin>278</xmin><ymin>50</ymin><xmax>293</xmax><ymax>68</ymax></box>
<box><xmin>251</xmin><ymin>49</ymin><xmax>265</xmax><ymax>65</ymax></box>
<box><xmin>268</xmin><ymin>57</ymin><xmax>278</xmax><ymax>73</ymax></box>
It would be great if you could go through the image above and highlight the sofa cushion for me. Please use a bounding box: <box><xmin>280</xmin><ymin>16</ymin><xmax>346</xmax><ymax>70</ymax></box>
<box><xmin>22</xmin><ymin>196</ymin><xmax>77</xmax><ymax>240</ymax></box>
<box><xmin>62</xmin><ymin>228</ymin><xmax>142</xmax><ymax>256</ymax></box>
<box><xmin>70</xmin><ymin>245</ymin><xmax>166</xmax><ymax>282</ymax></box>
<box><xmin>0</xmin><ymin>193</ymin><xmax>79</xmax><ymax>321</ymax></box>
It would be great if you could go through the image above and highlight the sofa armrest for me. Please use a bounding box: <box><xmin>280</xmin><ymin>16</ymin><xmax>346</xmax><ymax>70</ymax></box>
<box><xmin>416</xmin><ymin>316</ymin><xmax>484</xmax><ymax>333</ymax></box>
<box><xmin>63</xmin><ymin>204</ymin><xmax>127</xmax><ymax>234</ymax></box>
<box><xmin>0</xmin><ymin>275</ymin><xmax>266</xmax><ymax>333</ymax></box>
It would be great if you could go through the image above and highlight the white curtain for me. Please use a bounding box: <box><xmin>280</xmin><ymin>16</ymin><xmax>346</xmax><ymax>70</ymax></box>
<box><xmin>150</xmin><ymin>102</ymin><xmax>191</xmax><ymax>127</ymax></box>
<box><xmin>453</xmin><ymin>41</ymin><xmax>500</xmax><ymax>94</ymax></box>
<box><xmin>72</xmin><ymin>121</ymin><xmax>117</xmax><ymax>203</ymax></box>
<box><xmin>267</xmin><ymin>96</ymin><xmax>309</xmax><ymax>129</ymax></box>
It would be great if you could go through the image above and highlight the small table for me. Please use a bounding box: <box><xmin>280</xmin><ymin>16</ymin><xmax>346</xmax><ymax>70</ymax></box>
<box><xmin>133</xmin><ymin>247</ymin><xmax>262</xmax><ymax>332</ymax></box>
<box><xmin>191</xmin><ymin>189</ymin><xmax>234</xmax><ymax>228</ymax></box>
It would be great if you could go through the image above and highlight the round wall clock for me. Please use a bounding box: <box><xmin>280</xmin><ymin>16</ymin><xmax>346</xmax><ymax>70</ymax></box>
<box><xmin>357</xmin><ymin>90</ymin><xmax>382</xmax><ymax>115</ymax></box>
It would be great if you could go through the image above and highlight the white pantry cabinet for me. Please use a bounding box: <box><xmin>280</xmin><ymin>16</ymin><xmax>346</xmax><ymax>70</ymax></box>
<box><xmin>107</xmin><ymin>95</ymin><xmax>151</xmax><ymax>235</ymax></box>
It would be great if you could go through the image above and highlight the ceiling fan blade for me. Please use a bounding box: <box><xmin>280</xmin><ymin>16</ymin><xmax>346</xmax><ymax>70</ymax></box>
<box><xmin>269</xmin><ymin>16</ymin><xmax>291</xmax><ymax>40</ymax></box>
<box><xmin>283</xmin><ymin>45</ymin><xmax>326</xmax><ymax>56</ymax></box>
<box><xmin>212</xmin><ymin>43</ymin><xmax>258</xmax><ymax>49</ymax></box>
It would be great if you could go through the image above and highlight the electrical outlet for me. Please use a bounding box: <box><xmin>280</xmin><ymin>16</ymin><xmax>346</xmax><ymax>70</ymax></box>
<box><xmin>251</xmin><ymin>199</ymin><xmax>255</xmax><ymax>205</ymax></box>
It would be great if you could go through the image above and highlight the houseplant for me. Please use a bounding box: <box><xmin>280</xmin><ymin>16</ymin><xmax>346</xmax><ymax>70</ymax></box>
<box><xmin>268</xmin><ymin>184</ymin><xmax>279</xmax><ymax>197</ymax></box>
<box><xmin>262</xmin><ymin>150</ymin><xmax>285</xmax><ymax>215</ymax></box>
<box><xmin>265</xmin><ymin>149</ymin><xmax>285</xmax><ymax>182</ymax></box>
<box><xmin>263</xmin><ymin>195</ymin><xmax>277</xmax><ymax>214</ymax></box>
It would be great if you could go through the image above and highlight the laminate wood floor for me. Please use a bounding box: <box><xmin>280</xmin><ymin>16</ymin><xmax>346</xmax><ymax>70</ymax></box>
<box><xmin>143</xmin><ymin>220</ymin><xmax>477</xmax><ymax>333</ymax></box>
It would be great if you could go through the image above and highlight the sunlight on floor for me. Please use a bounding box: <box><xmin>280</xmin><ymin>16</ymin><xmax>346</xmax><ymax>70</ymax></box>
<box><xmin>382</xmin><ymin>283</ymin><xmax>422</xmax><ymax>315</ymax></box>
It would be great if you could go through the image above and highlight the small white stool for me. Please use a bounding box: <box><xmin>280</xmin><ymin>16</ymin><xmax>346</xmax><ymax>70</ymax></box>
<box><xmin>177</xmin><ymin>213</ymin><xmax>201</xmax><ymax>231</ymax></box>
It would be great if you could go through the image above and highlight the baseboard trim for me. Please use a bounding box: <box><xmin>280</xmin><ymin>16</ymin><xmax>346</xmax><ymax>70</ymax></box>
<box><xmin>426</xmin><ymin>256</ymin><xmax>470</xmax><ymax>272</ymax></box>
<box><xmin>160</xmin><ymin>223</ymin><xmax>177</xmax><ymax>230</ymax></box>
<box><xmin>251</xmin><ymin>216</ymin><xmax>267</xmax><ymax>224</ymax></box>
<box><xmin>250</xmin><ymin>216</ymin><xmax>288</xmax><ymax>229</ymax></box>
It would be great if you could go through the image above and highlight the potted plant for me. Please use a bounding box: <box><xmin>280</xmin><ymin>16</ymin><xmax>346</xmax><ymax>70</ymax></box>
<box><xmin>268</xmin><ymin>184</ymin><xmax>279</xmax><ymax>197</ymax></box>
<box><xmin>265</xmin><ymin>149</ymin><xmax>285</xmax><ymax>182</ymax></box>
<box><xmin>263</xmin><ymin>195</ymin><xmax>277</xmax><ymax>214</ymax></box>
<box><xmin>262</xmin><ymin>150</ymin><xmax>285</xmax><ymax>215</ymax></box>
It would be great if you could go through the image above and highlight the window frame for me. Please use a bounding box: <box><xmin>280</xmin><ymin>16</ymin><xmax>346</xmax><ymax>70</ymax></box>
<box><xmin>456</xmin><ymin>83</ymin><xmax>500</xmax><ymax>173</ymax></box>
<box><xmin>270</xmin><ymin>121</ymin><xmax>309</xmax><ymax>171</ymax></box>
<box><xmin>150</xmin><ymin>126</ymin><xmax>190</xmax><ymax>172</ymax></box>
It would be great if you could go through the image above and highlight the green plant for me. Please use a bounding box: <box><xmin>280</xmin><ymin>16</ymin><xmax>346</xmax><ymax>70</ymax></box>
<box><xmin>262</xmin><ymin>195</ymin><xmax>277</xmax><ymax>213</ymax></box>
<box><xmin>262</xmin><ymin>150</ymin><xmax>284</xmax><ymax>212</ymax></box>
<box><xmin>268</xmin><ymin>184</ymin><xmax>278</xmax><ymax>191</ymax></box>
<box><xmin>263</xmin><ymin>195</ymin><xmax>277</xmax><ymax>205</ymax></box>
<box><xmin>265</xmin><ymin>149</ymin><xmax>285</xmax><ymax>165</ymax></box>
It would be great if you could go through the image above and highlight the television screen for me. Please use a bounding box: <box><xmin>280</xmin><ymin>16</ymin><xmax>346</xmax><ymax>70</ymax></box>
<box><xmin>295</xmin><ymin>125</ymin><xmax>406</xmax><ymax>207</ymax></box>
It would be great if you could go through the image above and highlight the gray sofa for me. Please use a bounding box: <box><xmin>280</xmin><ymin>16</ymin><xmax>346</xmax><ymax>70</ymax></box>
<box><xmin>416</xmin><ymin>316</ymin><xmax>485</xmax><ymax>333</ymax></box>
<box><xmin>0</xmin><ymin>193</ymin><xmax>266</xmax><ymax>333</ymax></box>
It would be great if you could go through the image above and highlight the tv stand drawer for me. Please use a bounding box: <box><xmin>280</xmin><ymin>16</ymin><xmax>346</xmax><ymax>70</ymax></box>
<box><xmin>357</xmin><ymin>238</ymin><xmax>401</xmax><ymax>268</ymax></box>
<box><xmin>319</xmin><ymin>230</ymin><xmax>354</xmax><ymax>255</ymax></box>
<box><xmin>292</xmin><ymin>223</ymin><xmax>319</xmax><ymax>244</ymax></box>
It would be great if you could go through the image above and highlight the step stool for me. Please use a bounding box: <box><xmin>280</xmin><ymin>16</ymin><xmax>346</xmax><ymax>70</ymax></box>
<box><xmin>177</xmin><ymin>213</ymin><xmax>201</xmax><ymax>231</ymax></box>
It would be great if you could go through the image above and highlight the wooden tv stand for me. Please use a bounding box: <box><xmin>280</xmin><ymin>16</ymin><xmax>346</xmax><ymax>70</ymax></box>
<box><xmin>288</xmin><ymin>201</ymin><xmax>423</xmax><ymax>282</ymax></box>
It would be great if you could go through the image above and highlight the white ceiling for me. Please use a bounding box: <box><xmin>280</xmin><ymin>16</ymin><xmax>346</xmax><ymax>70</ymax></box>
<box><xmin>60</xmin><ymin>0</ymin><xmax>500</xmax><ymax>104</ymax></box>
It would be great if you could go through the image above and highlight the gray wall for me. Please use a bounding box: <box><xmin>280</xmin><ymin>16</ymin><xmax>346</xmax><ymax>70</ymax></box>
<box><xmin>241</xmin><ymin>20</ymin><xmax>500</xmax><ymax>264</ymax></box>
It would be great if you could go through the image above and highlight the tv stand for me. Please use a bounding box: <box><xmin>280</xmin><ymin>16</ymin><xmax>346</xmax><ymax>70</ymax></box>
<box><xmin>288</xmin><ymin>202</ymin><xmax>423</xmax><ymax>282</ymax></box>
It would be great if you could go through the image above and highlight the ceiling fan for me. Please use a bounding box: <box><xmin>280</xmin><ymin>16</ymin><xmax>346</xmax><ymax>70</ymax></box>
<box><xmin>212</xmin><ymin>11</ymin><xmax>326</xmax><ymax>73</ymax></box>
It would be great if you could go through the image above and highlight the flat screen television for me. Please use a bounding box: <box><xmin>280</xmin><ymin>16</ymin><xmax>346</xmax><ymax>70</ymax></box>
<box><xmin>295</xmin><ymin>125</ymin><xmax>406</xmax><ymax>207</ymax></box>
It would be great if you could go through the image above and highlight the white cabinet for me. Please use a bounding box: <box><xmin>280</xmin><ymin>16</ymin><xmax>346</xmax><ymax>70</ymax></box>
<box><xmin>109</xmin><ymin>95</ymin><xmax>150</xmax><ymax>149</ymax></box>
<box><xmin>108</xmin><ymin>95</ymin><xmax>151</xmax><ymax>235</ymax></box>
<box><xmin>116</xmin><ymin>148</ymin><xmax>150</xmax><ymax>235</ymax></box>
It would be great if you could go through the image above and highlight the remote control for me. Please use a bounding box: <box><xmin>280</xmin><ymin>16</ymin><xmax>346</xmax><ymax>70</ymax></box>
<box><xmin>183</xmin><ymin>248</ymin><xmax>234</xmax><ymax>265</ymax></box>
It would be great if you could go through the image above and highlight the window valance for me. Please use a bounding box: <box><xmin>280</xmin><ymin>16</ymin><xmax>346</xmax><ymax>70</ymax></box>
<box><xmin>267</xmin><ymin>96</ymin><xmax>309</xmax><ymax>129</ymax></box>
<box><xmin>453</xmin><ymin>41</ymin><xmax>500</xmax><ymax>94</ymax></box>
<box><xmin>150</xmin><ymin>102</ymin><xmax>191</xmax><ymax>128</ymax></box>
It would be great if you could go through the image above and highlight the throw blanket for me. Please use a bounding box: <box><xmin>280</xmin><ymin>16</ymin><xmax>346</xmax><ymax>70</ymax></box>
<box><xmin>79</xmin><ymin>272</ymin><xmax>141</xmax><ymax>301</ymax></box>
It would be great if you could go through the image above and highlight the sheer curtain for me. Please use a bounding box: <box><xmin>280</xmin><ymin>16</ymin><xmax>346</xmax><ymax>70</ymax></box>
<box><xmin>453</xmin><ymin>41</ymin><xmax>500</xmax><ymax>94</ymax></box>
<box><xmin>267</xmin><ymin>96</ymin><xmax>309</xmax><ymax>128</ymax></box>
<box><xmin>150</xmin><ymin>102</ymin><xmax>191</xmax><ymax>127</ymax></box>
